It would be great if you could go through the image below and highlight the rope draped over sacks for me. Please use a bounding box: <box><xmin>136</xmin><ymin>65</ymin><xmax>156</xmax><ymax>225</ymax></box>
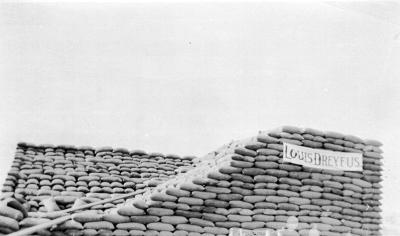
<box><xmin>0</xmin><ymin>126</ymin><xmax>383</xmax><ymax>235</ymax></box>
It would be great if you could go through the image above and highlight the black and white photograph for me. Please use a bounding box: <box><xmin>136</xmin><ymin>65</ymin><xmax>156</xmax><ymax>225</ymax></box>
<box><xmin>0</xmin><ymin>0</ymin><xmax>399</xmax><ymax>235</ymax></box>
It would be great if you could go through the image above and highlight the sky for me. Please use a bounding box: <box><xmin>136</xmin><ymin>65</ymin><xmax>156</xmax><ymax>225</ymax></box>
<box><xmin>0</xmin><ymin>0</ymin><xmax>399</xmax><ymax>226</ymax></box>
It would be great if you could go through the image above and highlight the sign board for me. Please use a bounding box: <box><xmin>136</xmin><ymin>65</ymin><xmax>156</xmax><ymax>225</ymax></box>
<box><xmin>283</xmin><ymin>143</ymin><xmax>363</xmax><ymax>171</ymax></box>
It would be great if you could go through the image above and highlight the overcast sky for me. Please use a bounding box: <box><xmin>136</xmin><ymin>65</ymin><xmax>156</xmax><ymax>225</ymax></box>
<box><xmin>1</xmin><ymin>0</ymin><xmax>399</xmax><ymax>222</ymax></box>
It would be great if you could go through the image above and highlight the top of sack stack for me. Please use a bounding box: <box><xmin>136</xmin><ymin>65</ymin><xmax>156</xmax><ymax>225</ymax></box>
<box><xmin>266</xmin><ymin>125</ymin><xmax>382</xmax><ymax>148</ymax></box>
<box><xmin>1</xmin><ymin>143</ymin><xmax>197</xmax><ymax>216</ymax></box>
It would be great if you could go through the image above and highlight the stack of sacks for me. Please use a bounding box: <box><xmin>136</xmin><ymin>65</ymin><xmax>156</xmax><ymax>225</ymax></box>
<box><xmin>1</xmin><ymin>143</ymin><xmax>195</xmax><ymax>213</ymax></box>
<box><xmin>1</xmin><ymin>126</ymin><xmax>383</xmax><ymax>236</ymax></box>
<box><xmin>0</xmin><ymin>198</ymin><xmax>28</xmax><ymax>234</ymax></box>
<box><xmin>63</xmin><ymin>126</ymin><xmax>381</xmax><ymax>236</ymax></box>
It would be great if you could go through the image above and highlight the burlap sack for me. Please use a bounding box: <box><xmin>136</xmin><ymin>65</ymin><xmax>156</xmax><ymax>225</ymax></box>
<box><xmin>178</xmin><ymin>197</ymin><xmax>204</xmax><ymax>206</ymax></box>
<box><xmin>176</xmin><ymin>224</ymin><xmax>204</xmax><ymax>233</ymax></box>
<box><xmin>83</xmin><ymin>221</ymin><xmax>115</xmax><ymax>230</ymax></box>
<box><xmin>189</xmin><ymin>218</ymin><xmax>215</xmax><ymax>227</ymax></box>
<box><xmin>116</xmin><ymin>222</ymin><xmax>146</xmax><ymax>230</ymax></box>
<box><xmin>227</xmin><ymin>214</ymin><xmax>252</xmax><ymax>222</ymax></box>
<box><xmin>147</xmin><ymin>222</ymin><xmax>174</xmax><ymax>231</ymax></box>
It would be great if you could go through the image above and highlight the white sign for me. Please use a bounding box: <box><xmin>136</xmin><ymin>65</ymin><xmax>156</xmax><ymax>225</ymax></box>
<box><xmin>283</xmin><ymin>143</ymin><xmax>363</xmax><ymax>171</ymax></box>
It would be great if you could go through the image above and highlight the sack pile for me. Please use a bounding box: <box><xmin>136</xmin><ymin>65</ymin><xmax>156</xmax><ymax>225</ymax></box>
<box><xmin>1</xmin><ymin>144</ymin><xmax>195</xmax><ymax>213</ymax></box>
<box><xmin>0</xmin><ymin>197</ymin><xmax>28</xmax><ymax>234</ymax></box>
<box><xmin>0</xmin><ymin>126</ymin><xmax>383</xmax><ymax>236</ymax></box>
